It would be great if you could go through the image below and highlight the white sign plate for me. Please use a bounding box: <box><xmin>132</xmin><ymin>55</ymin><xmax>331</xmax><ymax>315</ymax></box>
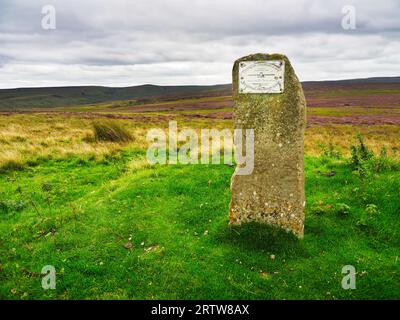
<box><xmin>239</xmin><ymin>60</ymin><xmax>285</xmax><ymax>94</ymax></box>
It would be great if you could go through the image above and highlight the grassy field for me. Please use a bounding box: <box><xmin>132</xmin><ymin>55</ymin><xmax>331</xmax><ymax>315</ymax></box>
<box><xmin>0</xmin><ymin>81</ymin><xmax>400</xmax><ymax>299</ymax></box>
<box><xmin>0</xmin><ymin>146</ymin><xmax>399</xmax><ymax>299</ymax></box>
<box><xmin>1</xmin><ymin>114</ymin><xmax>400</xmax><ymax>173</ymax></box>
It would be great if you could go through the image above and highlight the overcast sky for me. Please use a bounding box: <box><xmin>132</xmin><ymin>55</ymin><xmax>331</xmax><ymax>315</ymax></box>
<box><xmin>0</xmin><ymin>0</ymin><xmax>399</xmax><ymax>88</ymax></box>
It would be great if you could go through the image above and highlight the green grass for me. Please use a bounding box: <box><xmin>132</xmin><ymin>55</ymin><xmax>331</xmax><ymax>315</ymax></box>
<box><xmin>0</xmin><ymin>150</ymin><xmax>399</xmax><ymax>299</ymax></box>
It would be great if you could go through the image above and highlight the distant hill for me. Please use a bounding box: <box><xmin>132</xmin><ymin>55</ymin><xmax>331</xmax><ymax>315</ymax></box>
<box><xmin>0</xmin><ymin>76</ymin><xmax>399</xmax><ymax>111</ymax></box>
<box><xmin>302</xmin><ymin>76</ymin><xmax>400</xmax><ymax>85</ymax></box>
<box><xmin>0</xmin><ymin>84</ymin><xmax>231</xmax><ymax>110</ymax></box>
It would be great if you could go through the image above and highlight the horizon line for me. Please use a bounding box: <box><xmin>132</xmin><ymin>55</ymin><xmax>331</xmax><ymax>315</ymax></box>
<box><xmin>1</xmin><ymin>75</ymin><xmax>400</xmax><ymax>90</ymax></box>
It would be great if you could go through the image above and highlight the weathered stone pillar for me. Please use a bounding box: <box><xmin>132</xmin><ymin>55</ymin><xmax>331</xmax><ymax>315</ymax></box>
<box><xmin>228</xmin><ymin>53</ymin><xmax>306</xmax><ymax>238</ymax></box>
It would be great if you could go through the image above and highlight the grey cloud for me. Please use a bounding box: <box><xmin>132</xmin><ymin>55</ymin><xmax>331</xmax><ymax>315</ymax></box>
<box><xmin>0</xmin><ymin>0</ymin><xmax>399</xmax><ymax>88</ymax></box>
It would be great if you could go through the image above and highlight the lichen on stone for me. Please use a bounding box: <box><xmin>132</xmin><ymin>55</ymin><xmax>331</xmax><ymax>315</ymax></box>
<box><xmin>228</xmin><ymin>53</ymin><xmax>306</xmax><ymax>238</ymax></box>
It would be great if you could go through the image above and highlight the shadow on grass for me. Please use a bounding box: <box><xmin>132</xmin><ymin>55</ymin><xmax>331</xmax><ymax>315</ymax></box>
<box><xmin>213</xmin><ymin>221</ymin><xmax>306</xmax><ymax>257</ymax></box>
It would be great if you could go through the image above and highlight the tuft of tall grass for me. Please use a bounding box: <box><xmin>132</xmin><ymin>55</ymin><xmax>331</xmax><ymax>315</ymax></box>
<box><xmin>0</xmin><ymin>159</ymin><xmax>26</xmax><ymax>173</ymax></box>
<box><xmin>92</xmin><ymin>120</ymin><xmax>133</xmax><ymax>143</ymax></box>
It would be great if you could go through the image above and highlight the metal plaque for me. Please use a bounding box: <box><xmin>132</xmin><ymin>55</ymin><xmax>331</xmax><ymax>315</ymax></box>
<box><xmin>239</xmin><ymin>60</ymin><xmax>285</xmax><ymax>94</ymax></box>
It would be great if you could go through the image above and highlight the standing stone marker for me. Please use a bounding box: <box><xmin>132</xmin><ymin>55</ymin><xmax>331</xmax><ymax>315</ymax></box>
<box><xmin>228</xmin><ymin>53</ymin><xmax>306</xmax><ymax>238</ymax></box>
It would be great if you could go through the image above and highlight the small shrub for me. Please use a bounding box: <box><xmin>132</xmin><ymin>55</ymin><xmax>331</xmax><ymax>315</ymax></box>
<box><xmin>41</xmin><ymin>183</ymin><xmax>53</xmax><ymax>192</ymax></box>
<box><xmin>92</xmin><ymin>120</ymin><xmax>133</xmax><ymax>143</ymax></box>
<box><xmin>334</xmin><ymin>203</ymin><xmax>351</xmax><ymax>217</ymax></box>
<box><xmin>310</xmin><ymin>201</ymin><xmax>351</xmax><ymax>217</ymax></box>
<box><xmin>368</xmin><ymin>148</ymin><xmax>400</xmax><ymax>172</ymax></box>
<box><xmin>0</xmin><ymin>199</ymin><xmax>26</xmax><ymax>213</ymax></box>
<box><xmin>349</xmin><ymin>134</ymin><xmax>374</xmax><ymax>171</ymax></box>
<box><xmin>320</xmin><ymin>143</ymin><xmax>342</xmax><ymax>159</ymax></box>
<box><xmin>365</xmin><ymin>204</ymin><xmax>379</xmax><ymax>216</ymax></box>
<box><xmin>356</xmin><ymin>216</ymin><xmax>369</xmax><ymax>227</ymax></box>
<box><xmin>310</xmin><ymin>201</ymin><xmax>332</xmax><ymax>215</ymax></box>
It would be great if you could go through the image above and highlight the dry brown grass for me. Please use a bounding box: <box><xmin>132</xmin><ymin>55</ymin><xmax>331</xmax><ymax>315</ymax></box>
<box><xmin>92</xmin><ymin>120</ymin><xmax>133</xmax><ymax>142</ymax></box>
<box><xmin>0</xmin><ymin>114</ymin><xmax>148</xmax><ymax>171</ymax></box>
<box><xmin>305</xmin><ymin>124</ymin><xmax>400</xmax><ymax>156</ymax></box>
<box><xmin>0</xmin><ymin>114</ymin><xmax>399</xmax><ymax>171</ymax></box>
